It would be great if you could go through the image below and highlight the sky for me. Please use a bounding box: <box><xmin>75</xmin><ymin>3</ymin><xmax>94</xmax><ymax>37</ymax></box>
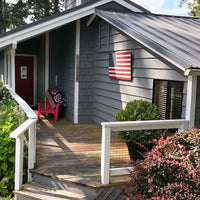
<box><xmin>132</xmin><ymin>0</ymin><xmax>192</xmax><ymax>16</ymax></box>
<box><xmin>7</xmin><ymin>0</ymin><xmax>192</xmax><ymax>16</ymax></box>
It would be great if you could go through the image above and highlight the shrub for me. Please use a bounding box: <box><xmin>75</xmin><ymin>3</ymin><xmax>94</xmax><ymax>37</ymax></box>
<box><xmin>0</xmin><ymin>82</ymin><xmax>25</xmax><ymax>197</ymax></box>
<box><xmin>114</xmin><ymin>100</ymin><xmax>161</xmax><ymax>144</ymax></box>
<box><xmin>122</xmin><ymin>129</ymin><xmax>200</xmax><ymax>200</ymax></box>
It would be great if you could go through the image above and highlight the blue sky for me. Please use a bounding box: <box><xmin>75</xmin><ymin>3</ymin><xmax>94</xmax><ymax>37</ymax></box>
<box><xmin>132</xmin><ymin>0</ymin><xmax>192</xmax><ymax>16</ymax></box>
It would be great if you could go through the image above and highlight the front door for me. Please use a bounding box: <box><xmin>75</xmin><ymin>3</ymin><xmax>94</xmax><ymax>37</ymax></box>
<box><xmin>15</xmin><ymin>56</ymin><xmax>34</xmax><ymax>105</ymax></box>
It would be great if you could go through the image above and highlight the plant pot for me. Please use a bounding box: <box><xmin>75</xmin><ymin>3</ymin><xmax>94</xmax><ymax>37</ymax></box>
<box><xmin>126</xmin><ymin>142</ymin><xmax>154</xmax><ymax>161</ymax></box>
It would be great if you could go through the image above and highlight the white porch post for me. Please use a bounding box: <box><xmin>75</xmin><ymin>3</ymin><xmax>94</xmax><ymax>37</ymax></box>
<box><xmin>74</xmin><ymin>19</ymin><xmax>80</xmax><ymax>124</ymax></box>
<box><xmin>7</xmin><ymin>53</ymin><xmax>11</xmax><ymax>88</ymax></box>
<box><xmin>28</xmin><ymin>123</ymin><xmax>36</xmax><ymax>182</ymax></box>
<box><xmin>45</xmin><ymin>32</ymin><xmax>49</xmax><ymax>91</ymax></box>
<box><xmin>4</xmin><ymin>51</ymin><xmax>7</xmax><ymax>84</ymax></box>
<box><xmin>185</xmin><ymin>75</ymin><xmax>197</xmax><ymax>129</ymax></box>
<box><xmin>10</xmin><ymin>43</ymin><xmax>17</xmax><ymax>92</ymax></box>
<box><xmin>15</xmin><ymin>135</ymin><xmax>24</xmax><ymax>190</ymax></box>
<box><xmin>101</xmin><ymin>125</ymin><xmax>111</xmax><ymax>185</ymax></box>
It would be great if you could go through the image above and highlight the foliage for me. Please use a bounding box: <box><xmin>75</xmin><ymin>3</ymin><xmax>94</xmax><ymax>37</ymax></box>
<box><xmin>180</xmin><ymin>0</ymin><xmax>200</xmax><ymax>16</ymax></box>
<box><xmin>0</xmin><ymin>0</ymin><xmax>29</xmax><ymax>33</ymax></box>
<box><xmin>122</xmin><ymin>129</ymin><xmax>200</xmax><ymax>200</ymax></box>
<box><xmin>27</xmin><ymin>0</ymin><xmax>64</xmax><ymax>22</ymax></box>
<box><xmin>0</xmin><ymin>82</ymin><xmax>26</xmax><ymax>197</ymax></box>
<box><xmin>188</xmin><ymin>0</ymin><xmax>200</xmax><ymax>16</ymax></box>
<box><xmin>0</xmin><ymin>0</ymin><xmax>64</xmax><ymax>33</ymax></box>
<box><xmin>114</xmin><ymin>100</ymin><xmax>161</xmax><ymax>144</ymax></box>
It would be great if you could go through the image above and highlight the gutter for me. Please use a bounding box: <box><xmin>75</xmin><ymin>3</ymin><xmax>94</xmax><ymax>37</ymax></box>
<box><xmin>184</xmin><ymin>68</ymin><xmax>200</xmax><ymax>76</ymax></box>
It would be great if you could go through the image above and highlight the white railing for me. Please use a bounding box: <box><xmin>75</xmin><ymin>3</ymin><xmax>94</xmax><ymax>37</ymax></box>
<box><xmin>9</xmin><ymin>91</ymin><xmax>37</xmax><ymax>190</ymax></box>
<box><xmin>101</xmin><ymin>119</ymin><xmax>189</xmax><ymax>185</ymax></box>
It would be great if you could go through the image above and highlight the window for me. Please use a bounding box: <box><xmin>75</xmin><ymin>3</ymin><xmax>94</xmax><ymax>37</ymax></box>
<box><xmin>153</xmin><ymin>80</ymin><xmax>184</xmax><ymax>120</ymax></box>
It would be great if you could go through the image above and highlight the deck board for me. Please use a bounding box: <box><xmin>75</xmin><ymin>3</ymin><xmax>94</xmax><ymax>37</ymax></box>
<box><xmin>33</xmin><ymin>116</ymin><xmax>131</xmax><ymax>187</ymax></box>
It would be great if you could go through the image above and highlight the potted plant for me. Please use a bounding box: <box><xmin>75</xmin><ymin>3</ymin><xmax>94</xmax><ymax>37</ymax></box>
<box><xmin>114</xmin><ymin>99</ymin><xmax>161</xmax><ymax>161</ymax></box>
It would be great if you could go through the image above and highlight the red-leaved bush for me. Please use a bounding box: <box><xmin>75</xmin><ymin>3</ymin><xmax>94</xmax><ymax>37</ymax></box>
<box><xmin>122</xmin><ymin>129</ymin><xmax>200</xmax><ymax>200</ymax></box>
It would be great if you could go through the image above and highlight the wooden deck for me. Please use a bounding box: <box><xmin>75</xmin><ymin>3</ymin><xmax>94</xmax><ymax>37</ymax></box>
<box><xmin>32</xmin><ymin>115</ymin><xmax>131</xmax><ymax>188</ymax></box>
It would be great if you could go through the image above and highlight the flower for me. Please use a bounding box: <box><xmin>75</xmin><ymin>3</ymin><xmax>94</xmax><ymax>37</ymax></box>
<box><xmin>2</xmin><ymin>177</ymin><xmax>9</xmax><ymax>183</ymax></box>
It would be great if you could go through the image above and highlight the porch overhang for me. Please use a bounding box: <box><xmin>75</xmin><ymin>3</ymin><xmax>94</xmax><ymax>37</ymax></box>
<box><xmin>0</xmin><ymin>0</ymin><xmax>125</xmax><ymax>49</ymax></box>
<box><xmin>0</xmin><ymin>0</ymin><xmax>148</xmax><ymax>50</ymax></box>
<box><xmin>0</xmin><ymin>9</ymin><xmax>95</xmax><ymax>49</ymax></box>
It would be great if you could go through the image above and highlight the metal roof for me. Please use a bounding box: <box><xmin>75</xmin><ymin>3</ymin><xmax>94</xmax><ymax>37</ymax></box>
<box><xmin>96</xmin><ymin>9</ymin><xmax>200</xmax><ymax>71</ymax></box>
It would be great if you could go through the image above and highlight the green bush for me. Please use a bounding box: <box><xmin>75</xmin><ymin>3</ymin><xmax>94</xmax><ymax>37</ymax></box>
<box><xmin>0</xmin><ymin>82</ymin><xmax>25</xmax><ymax>197</ymax></box>
<box><xmin>114</xmin><ymin>100</ymin><xmax>161</xmax><ymax>144</ymax></box>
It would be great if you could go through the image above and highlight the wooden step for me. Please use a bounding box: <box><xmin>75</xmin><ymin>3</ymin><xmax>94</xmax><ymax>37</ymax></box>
<box><xmin>14</xmin><ymin>182</ymin><xmax>91</xmax><ymax>200</ymax></box>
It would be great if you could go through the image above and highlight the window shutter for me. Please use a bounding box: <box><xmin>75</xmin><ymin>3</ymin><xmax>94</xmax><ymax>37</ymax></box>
<box><xmin>157</xmin><ymin>81</ymin><xmax>168</xmax><ymax>120</ymax></box>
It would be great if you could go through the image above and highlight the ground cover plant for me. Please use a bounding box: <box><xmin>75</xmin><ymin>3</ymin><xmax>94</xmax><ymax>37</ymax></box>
<box><xmin>0</xmin><ymin>82</ymin><xmax>25</xmax><ymax>197</ymax></box>
<box><xmin>122</xmin><ymin>129</ymin><xmax>200</xmax><ymax>199</ymax></box>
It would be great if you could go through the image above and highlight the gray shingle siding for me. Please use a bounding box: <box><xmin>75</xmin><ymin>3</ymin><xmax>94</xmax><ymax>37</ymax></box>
<box><xmin>79</xmin><ymin>18</ymin><xmax>96</xmax><ymax>123</ymax></box>
<box><xmin>36</xmin><ymin>35</ymin><xmax>46</xmax><ymax>103</ymax></box>
<box><xmin>49</xmin><ymin>23</ymin><xmax>75</xmax><ymax>121</ymax></box>
<box><xmin>93</xmin><ymin>20</ymin><xmax>187</xmax><ymax>125</ymax></box>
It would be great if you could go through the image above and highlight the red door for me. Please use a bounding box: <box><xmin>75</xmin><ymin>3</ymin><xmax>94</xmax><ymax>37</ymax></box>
<box><xmin>15</xmin><ymin>56</ymin><xmax>34</xmax><ymax>105</ymax></box>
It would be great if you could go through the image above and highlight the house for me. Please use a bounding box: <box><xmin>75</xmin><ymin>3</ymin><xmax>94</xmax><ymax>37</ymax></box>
<box><xmin>0</xmin><ymin>0</ymin><xmax>200</xmax><ymax>199</ymax></box>
<box><xmin>1</xmin><ymin>0</ymin><xmax>200</xmax><ymax>128</ymax></box>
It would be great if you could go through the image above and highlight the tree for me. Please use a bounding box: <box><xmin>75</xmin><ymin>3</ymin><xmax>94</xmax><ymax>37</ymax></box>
<box><xmin>0</xmin><ymin>0</ymin><xmax>9</xmax><ymax>33</ymax></box>
<box><xmin>27</xmin><ymin>0</ymin><xmax>64</xmax><ymax>22</ymax></box>
<box><xmin>0</xmin><ymin>0</ymin><xmax>28</xmax><ymax>33</ymax></box>
<box><xmin>188</xmin><ymin>0</ymin><xmax>200</xmax><ymax>16</ymax></box>
<box><xmin>0</xmin><ymin>0</ymin><xmax>64</xmax><ymax>33</ymax></box>
<box><xmin>8</xmin><ymin>0</ymin><xmax>29</xmax><ymax>29</ymax></box>
<box><xmin>180</xmin><ymin>0</ymin><xmax>200</xmax><ymax>16</ymax></box>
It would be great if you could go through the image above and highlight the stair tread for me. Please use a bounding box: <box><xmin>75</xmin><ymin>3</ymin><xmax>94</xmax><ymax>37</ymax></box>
<box><xmin>14</xmin><ymin>182</ymin><xmax>90</xmax><ymax>200</ymax></box>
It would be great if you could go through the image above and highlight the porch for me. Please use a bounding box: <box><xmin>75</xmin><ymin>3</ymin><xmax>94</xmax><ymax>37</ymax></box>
<box><xmin>14</xmin><ymin>115</ymin><xmax>131</xmax><ymax>199</ymax></box>
<box><xmin>33</xmin><ymin>115</ymin><xmax>130</xmax><ymax>187</ymax></box>
<box><xmin>11</xmin><ymin>91</ymin><xmax>190</xmax><ymax>199</ymax></box>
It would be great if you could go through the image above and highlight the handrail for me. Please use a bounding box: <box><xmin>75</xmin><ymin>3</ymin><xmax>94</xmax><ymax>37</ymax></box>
<box><xmin>9</xmin><ymin>91</ymin><xmax>37</xmax><ymax>191</ymax></box>
<box><xmin>10</xmin><ymin>119</ymin><xmax>37</xmax><ymax>138</ymax></box>
<box><xmin>101</xmin><ymin>119</ymin><xmax>189</xmax><ymax>185</ymax></box>
<box><xmin>11</xmin><ymin>91</ymin><xmax>37</xmax><ymax>119</ymax></box>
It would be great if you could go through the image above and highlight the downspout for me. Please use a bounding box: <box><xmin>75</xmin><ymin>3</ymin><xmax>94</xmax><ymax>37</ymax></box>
<box><xmin>74</xmin><ymin>0</ymin><xmax>81</xmax><ymax>124</ymax></box>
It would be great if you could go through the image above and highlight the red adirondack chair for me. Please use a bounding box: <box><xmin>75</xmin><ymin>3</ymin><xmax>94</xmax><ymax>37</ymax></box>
<box><xmin>38</xmin><ymin>89</ymin><xmax>65</xmax><ymax>122</ymax></box>
<box><xmin>38</xmin><ymin>98</ymin><xmax>61</xmax><ymax>122</ymax></box>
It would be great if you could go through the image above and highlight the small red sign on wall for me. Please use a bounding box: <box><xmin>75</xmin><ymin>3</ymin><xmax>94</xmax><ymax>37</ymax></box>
<box><xmin>109</xmin><ymin>52</ymin><xmax>132</xmax><ymax>81</ymax></box>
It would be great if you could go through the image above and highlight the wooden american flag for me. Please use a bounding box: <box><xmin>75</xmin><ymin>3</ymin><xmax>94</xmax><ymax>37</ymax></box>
<box><xmin>109</xmin><ymin>52</ymin><xmax>132</xmax><ymax>81</ymax></box>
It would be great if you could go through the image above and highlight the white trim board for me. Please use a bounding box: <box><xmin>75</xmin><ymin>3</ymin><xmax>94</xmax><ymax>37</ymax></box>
<box><xmin>74</xmin><ymin>19</ymin><xmax>81</xmax><ymax>124</ymax></box>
